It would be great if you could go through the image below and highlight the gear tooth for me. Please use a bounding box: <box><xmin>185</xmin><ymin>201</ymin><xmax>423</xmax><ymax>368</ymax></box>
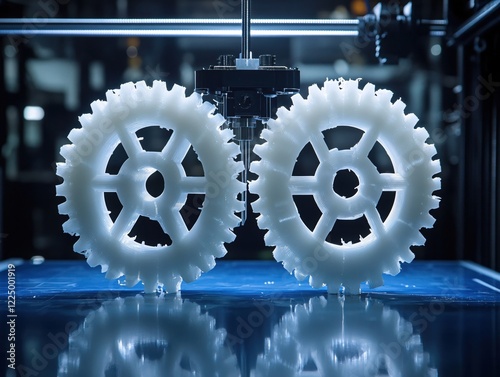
<box><xmin>254</xmin><ymin>145</ymin><xmax>273</xmax><ymax>161</ymax></box>
<box><xmin>139</xmin><ymin>275</ymin><xmax>157</xmax><ymax>293</ymax></box>
<box><xmin>59</xmin><ymin>145</ymin><xmax>76</xmax><ymax>163</ymax></box>
<box><xmin>357</xmin><ymin>83</ymin><xmax>377</xmax><ymax>111</ymax></box>
<box><xmin>430</xmin><ymin>160</ymin><xmax>441</xmax><ymax>176</ymax></box>
<box><xmin>105</xmin><ymin>268</ymin><xmax>123</xmax><ymax>280</ymax></box>
<box><xmin>422</xmin><ymin>213</ymin><xmax>437</xmax><ymax>228</ymax></box>
<box><xmin>431</xmin><ymin>177</ymin><xmax>442</xmax><ymax>192</ymax></box>
<box><xmin>186</xmin><ymin>91</ymin><xmax>203</xmax><ymax>109</ymax></box>
<box><xmin>222</xmin><ymin>228</ymin><xmax>236</xmax><ymax>243</ymax></box>
<box><xmin>62</xmin><ymin>218</ymin><xmax>79</xmax><ymax>235</ymax></box>
<box><xmin>368</xmin><ymin>275</ymin><xmax>384</xmax><ymax>288</ymax></box>
<box><xmin>260</xmin><ymin>128</ymin><xmax>273</xmax><ymax>141</ymax></box>
<box><xmin>105</xmin><ymin>89</ymin><xmax>120</xmax><ymax>103</ymax></box>
<box><xmin>323</xmin><ymin>78</ymin><xmax>339</xmax><ymax>91</ymax></box>
<box><xmin>67</xmin><ymin>128</ymin><xmax>84</xmax><ymax>144</ymax></box>
<box><xmin>151</xmin><ymin>80</ymin><xmax>167</xmax><ymax>99</ymax></box>
<box><xmin>152</xmin><ymin>79</ymin><xmax>166</xmax><ymax>90</ymax></box>
<box><xmin>56</xmin><ymin>162</ymin><xmax>69</xmax><ymax>177</ymax></box>
<box><xmin>250</xmin><ymin>197</ymin><xmax>264</xmax><ymax>214</ymax></box>
<box><xmin>423</xmin><ymin>144</ymin><xmax>438</xmax><ymax>159</ymax></box>
<box><xmin>404</xmin><ymin>113</ymin><xmax>419</xmax><ymax>128</ymax></box>
<box><xmin>257</xmin><ymin>215</ymin><xmax>271</xmax><ymax>232</ymax></box>
<box><xmin>170</xmin><ymin>84</ymin><xmax>187</xmax><ymax>98</ymax></box>
<box><xmin>291</xmin><ymin>93</ymin><xmax>307</xmax><ymax>111</ymax></box>
<box><xmin>161</xmin><ymin>275</ymin><xmax>182</xmax><ymax>293</ymax></box>
<box><xmin>179</xmin><ymin>265</ymin><xmax>201</xmax><ymax>284</ymax></box>
<box><xmin>252</xmin><ymin>145</ymin><xmax>266</xmax><ymax>161</ymax></box>
<box><xmin>86</xmin><ymin>252</ymin><xmax>101</xmax><ymax>268</ymax></box>
<box><xmin>392</xmin><ymin>98</ymin><xmax>407</xmax><ymax>115</ymax></box>
<box><xmin>197</xmin><ymin>254</ymin><xmax>216</xmax><ymax>272</ymax></box>
<box><xmin>374</xmin><ymin>88</ymin><xmax>394</xmax><ymax>104</ymax></box>
<box><xmin>270</xmin><ymin>113</ymin><xmax>288</xmax><ymax>131</ymax></box>
<box><xmin>430</xmin><ymin>194</ymin><xmax>441</xmax><ymax>209</ymax></box>
<box><xmin>90</xmin><ymin>100</ymin><xmax>106</xmax><ymax>115</ymax></box>
<box><xmin>339</xmin><ymin>79</ymin><xmax>362</xmax><ymax>105</ymax></box>
<box><xmin>207</xmin><ymin>114</ymin><xmax>226</xmax><ymax>129</ymax></box>
<box><xmin>119</xmin><ymin>81</ymin><xmax>135</xmax><ymax>94</ymax></box>
<box><xmin>74</xmin><ymin>237</ymin><xmax>90</xmax><ymax>253</ymax></box>
<box><xmin>414</xmin><ymin>127</ymin><xmax>430</xmax><ymax>143</ymax></box>
<box><xmin>294</xmin><ymin>269</ymin><xmax>308</xmax><ymax>281</ymax></box>
<box><xmin>273</xmin><ymin>246</ymin><xmax>293</xmax><ymax>266</ymax></box>
<box><xmin>361</xmin><ymin>82</ymin><xmax>376</xmax><ymax>97</ymax></box>
<box><xmin>55</xmin><ymin>182</ymin><xmax>68</xmax><ymax>197</ymax></box>
<box><xmin>307</xmin><ymin>83</ymin><xmax>323</xmax><ymax>102</ymax></box>
<box><xmin>412</xmin><ymin>231</ymin><xmax>427</xmax><ymax>246</ymax></box>
<box><xmin>58</xmin><ymin>201</ymin><xmax>71</xmax><ymax>215</ymax></box>
<box><xmin>233</xmin><ymin>198</ymin><xmax>245</xmax><ymax>214</ymax></box>
<box><xmin>386</xmin><ymin>260</ymin><xmax>401</xmax><ymax>276</ymax></box>
<box><xmin>308</xmin><ymin>275</ymin><xmax>324</xmax><ymax>289</ymax></box>
<box><xmin>264</xmin><ymin>231</ymin><xmax>279</xmax><ymax>246</ymax></box>
<box><xmin>78</xmin><ymin>113</ymin><xmax>93</xmax><ymax>127</ymax></box>
<box><xmin>135</xmin><ymin>80</ymin><xmax>148</xmax><ymax>92</ymax></box>
<box><xmin>400</xmin><ymin>248</ymin><xmax>415</xmax><ymax>263</ymax></box>
<box><xmin>212</xmin><ymin>244</ymin><xmax>227</xmax><ymax>258</ymax></box>
<box><xmin>227</xmin><ymin>143</ymin><xmax>242</xmax><ymax>160</ymax></box>
<box><xmin>324</xmin><ymin>79</ymin><xmax>344</xmax><ymax>103</ymax></box>
<box><xmin>220</xmin><ymin>128</ymin><xmax>234</xmax><ymax>143</ymax></box>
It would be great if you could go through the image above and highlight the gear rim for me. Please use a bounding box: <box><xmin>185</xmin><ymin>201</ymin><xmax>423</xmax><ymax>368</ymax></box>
<box><xmin>57</xmin><ymin>81</ymin><xmax>243</xmax><ymax>293</ymax></box>
<box><xmin>250</xmin><ymin>78</ymin><xmax>441</xmax><ymax>293</ymax></box>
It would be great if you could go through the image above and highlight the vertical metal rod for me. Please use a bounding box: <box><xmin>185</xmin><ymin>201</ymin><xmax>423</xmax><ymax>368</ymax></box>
<box><xmin>241</xmin><ymin>0</ymin><xmax>251</xmax><ymax>58</ymax></box>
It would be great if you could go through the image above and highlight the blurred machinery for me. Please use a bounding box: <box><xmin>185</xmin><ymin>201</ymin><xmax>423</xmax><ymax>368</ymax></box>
<box><xmin>0</xmin><ymin>0</ymin><xmax>499</xmax><ymax>272</ymax></box>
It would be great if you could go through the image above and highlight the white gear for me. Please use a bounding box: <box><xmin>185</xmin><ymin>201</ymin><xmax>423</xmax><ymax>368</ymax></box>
<box><xmin>58</xmin><ymin>296</ymin><xmax>240</xmax><ymax>377</ymax></box>
<box><xmin>250</xmin><ymin>79</ymin><xmax>441</xmax><ymax>293</ymax></box>
<box><xmin>252</xmin><ymin>296</ymin><xmax>437</xmax><ymax>377</ymax></box>
<box><xmin>57</xmin><ymin>81</ymin><xmax>243</xmax><ymax>293</ymax></box>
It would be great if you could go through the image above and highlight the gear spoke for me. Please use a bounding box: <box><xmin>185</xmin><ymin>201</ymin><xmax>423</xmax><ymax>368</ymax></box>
<box><xmin>310</xmin><ymin>132</ymin><xmax>331</xmax><ymax>161</ymax></box>
<box><xmin>92</xmin><ymin>174</ymin><xmax>122</xmax><ymax>191</ymax></box>
<box><xmin>379</xmin><ymin>173</ymin><xmax>407</xmax><ymax>190</ymax></box>
<box><xmin>290</xmin><ymin>176</ymin><xmax>317</xmax><ymax>195</ymax></box>
<box><xmin>365</xmin><ymin>205</ymin><xmax>385</xmax><ymax>238</ymax></box>
<box><xmin>354</xmin><ymin>128</ymin><xmax>379</xmax><ymax>157</ymax></box>
<box><xmin>111</xmin><ymin>205</ymin><xmax>139</xmax><ymax>238</ymax></box>
<box><xmin>180</xmin><ymin>176</ymin><xmax>207</xmax><ymax>194</ymax></box>
<box><xmin>161</xmin><ymin>131</ymin><xmax>191</xmax><ymax>163</ymax></box>
<box><xmin>116</xmin><ymin>127</ymin><xmax>143</xmax><ymax>158</ymax></box>
<box><xmin>157</xmin><ymin>208</ymin><xmax>189</xmax><ymax>242</ymax></box>
<box><xmin>313</xmin><ymin>212</ymin><xmax>337</xmax><ymax>241</ymax></box>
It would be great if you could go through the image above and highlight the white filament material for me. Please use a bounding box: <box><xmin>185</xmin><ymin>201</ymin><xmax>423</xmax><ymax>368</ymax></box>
<box><xmin>57</xmin><ymin>81</ymin><xmax>243</xmax><ymax>293</ymax></box>
<box><xmin>250</xmin><ymin>79</ymin><xmax>441</xmax><ymax>293</ymax></box>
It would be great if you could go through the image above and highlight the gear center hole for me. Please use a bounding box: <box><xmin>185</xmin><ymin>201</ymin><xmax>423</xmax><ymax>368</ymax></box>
<box><xmin>146</xmin><ymin>170</ymin><xmax>165</xmax><ymax>198</ymax></box>
<box><xmin>333</xmin><ymin>169</ymin><xmax>359</xmax><ymax>198</ymax></box>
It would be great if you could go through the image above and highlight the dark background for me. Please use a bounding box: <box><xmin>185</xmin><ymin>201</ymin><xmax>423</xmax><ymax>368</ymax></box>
<box><xmin>0</xmin><ymin>0</ymin><xmax>498</xmax><ymax>271</ymax></box>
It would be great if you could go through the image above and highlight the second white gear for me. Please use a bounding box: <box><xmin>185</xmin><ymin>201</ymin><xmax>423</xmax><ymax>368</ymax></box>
<box><xmin>250</xmin><ymin>79</ymin><xmax>441</xmax><ymax>293</ymax></box>
<box><xmin>57</xmin><ymin>81</ymin><xmax>243</xmax><ymax>293</ymax></box>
